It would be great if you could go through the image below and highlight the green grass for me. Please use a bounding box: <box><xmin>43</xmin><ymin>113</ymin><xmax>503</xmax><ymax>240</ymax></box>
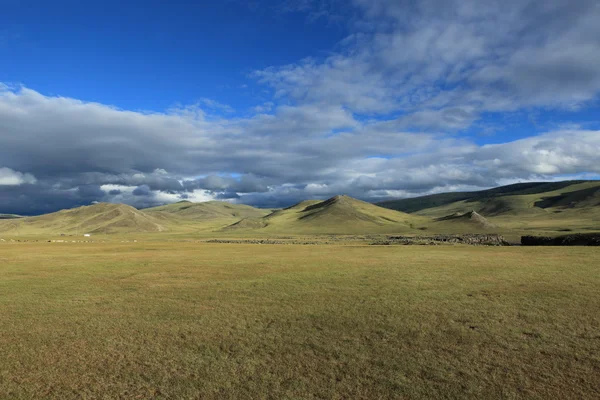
<box><xmin>1</xmin><ymin>242</ymin><xmax>599</xmax><ymax>399</ymax></box>
<box><xmin>377</xmin><ymin>180</ymin><xmax>593</xmax><ymax>213</ymax></box>
<box><xmin>0</xmin><ymin>201</ymin><xmax>275</xmax><ymax>237</ymax></box>
<box><xmin>2</xmin><ymin>181</ymin><xmax>599</xmax><ymax>239</ymax></box>
<box><xmin>145</xmin><ymin>200</ymin><xmax>272</xmax><ymax>223</ymax></box>
<box><xmin>236</xmin><ymin>195</ymin><xmax>427</xmax><ymax>235</ymax></box>
<box><xmin>379</xmin><ymin>181</ymin><xmax>600</xmax><ymax>240</ymax></box>
<box><xmin>0</xmin><ymin>203</ymin><xmax>167</xmax><ymax>235</ymax></box>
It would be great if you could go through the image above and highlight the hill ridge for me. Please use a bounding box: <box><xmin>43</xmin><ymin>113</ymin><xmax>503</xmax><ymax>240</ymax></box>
<box><xmin>0</xmin><ymin>202</ymin><xmax>166</xmax><ymax>235</ymax></box>
<box><xmin>377</xmin><ymin>180</ymin><xmax>600</xmax><ymax>236</ymax></box>
<box><xmin>226</xmin><ymin>195</ymin><xmax>426</xmax><ymax>234</ymax></box>
<box><xmin>377</xmin><ymin>180</ymin><xmax>594</xmax><ymax>214</ymax></box>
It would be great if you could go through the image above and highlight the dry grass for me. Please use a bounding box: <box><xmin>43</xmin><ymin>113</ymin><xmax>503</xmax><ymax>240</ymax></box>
<box><xmin>239</xmin><ymin>195</ymin><xmax>427</xmax><ymax>235</ymax></box>
<box><xmin>1</xmin><ymin>242</ymin><xmax>599</xmax><ymax>399</ymax></box>
<box><xmin>411</xmin><ymin>181</ymin><xmax>600</xmax><ymax>240</ymax></box>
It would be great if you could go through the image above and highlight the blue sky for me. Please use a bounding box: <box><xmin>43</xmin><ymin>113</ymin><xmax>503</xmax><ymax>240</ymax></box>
<box><xmin>1</xmin><ymin>1</ymin><xmax>346</xmax><ymax>112</ymax></box>
<box><xmin>1</xmin><ymin>0</ymin><xmax>599</xmax><ymax>214</ymax></box>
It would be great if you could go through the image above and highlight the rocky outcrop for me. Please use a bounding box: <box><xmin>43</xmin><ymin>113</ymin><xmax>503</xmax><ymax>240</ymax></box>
<box><xmin>204</xmin><ymin>234</ymin><xmax>510</xmax><ymax>246</ymax></box>
<box><xmin>372</xmin><ymin>234</ymin><xmax>509</xmax><ymax>246</ymax></box>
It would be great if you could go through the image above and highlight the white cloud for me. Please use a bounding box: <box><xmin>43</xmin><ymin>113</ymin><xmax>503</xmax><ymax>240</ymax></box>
<box><xmin>256</xmin><ymin>0</ymin><xmax>600</xmax><ymax>116</ymax></box>
<box><xmin>1</xmin><ymin>85</ymin><xmax>600</xmax><ymax>211</ymax></box>
<box><xmin>0</xmin><ymin>167</ymin><xmax>36</xmax><ymax>186</ymax></box>
<box><xmin>1</xmin><ymin>0</ymin><xmax>600</xmax><ymax>212</ymax></box>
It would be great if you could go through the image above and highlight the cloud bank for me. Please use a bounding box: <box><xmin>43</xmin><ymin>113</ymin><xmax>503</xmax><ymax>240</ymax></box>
<box><xmin>1</xmin><ymin>0</ymin><xmax>599</xmax><ymax>214</ymax></box>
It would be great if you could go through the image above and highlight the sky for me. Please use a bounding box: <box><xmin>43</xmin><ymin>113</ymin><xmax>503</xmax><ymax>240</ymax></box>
<box><xmin>1</xmin><ymin>0</ymin><xmax>600</xmax><ymax>215</ymax></box>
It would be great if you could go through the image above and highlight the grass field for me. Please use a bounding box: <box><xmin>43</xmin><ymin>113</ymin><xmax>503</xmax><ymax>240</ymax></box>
<box><xmin>2</xmin><ymin>180</ymin><xmax>599</xmax><ymax>240</ymax></box>
<box><xmin>1</xmin><ymin>242</ymin><xmax>599</xmax><ymax>399</ymax></box>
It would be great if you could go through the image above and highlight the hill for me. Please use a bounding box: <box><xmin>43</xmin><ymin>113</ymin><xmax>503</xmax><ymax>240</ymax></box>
<box><xmin>225</xmin><ymin>195</ymin><xmax>426</xmax><ymax>234</ymax></box>
<box><xmin>1</xmin><ymin>181</ymin><xmax>597</xmax><ymax>238</ymax></box>
<box><xmin>0</xmin><ymin>203</ymin><xmax>166</xmax><ymax>235</ymax></box>
<box><xmin>378</xmin><ymin>180</ymin><xmax>600</xmax><ymax>236</ymax></box>
<box><xmin>377</xmin><ymin>180</ymin><xmax>591</xmax><ymax>213</ymax></box>
<box><xmin>145</xmin><ymin>200</ymin><xmax>271</xmax><ymax>220</ymax></box>
<box><xmin>144</xmin><ymin>200</ymin><xmax>273</xmax><ymax>231</ymax></box>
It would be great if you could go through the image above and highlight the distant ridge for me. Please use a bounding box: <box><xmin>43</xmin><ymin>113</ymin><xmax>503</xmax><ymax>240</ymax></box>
<box><xmin>1</xmin><ymin>180</ymin><xmax>598</xmax><ymax>237</ymax></box>
<box><xmin>376</xmin><ymin>180</ymin><xmax>600</xmax><ymax>235</ymax></box>
<box><xmin>145</xmin><ymin>200</ymin><xmax>271</xmax><ymax>221</ymax></box>
<box><xmin>377</xmin><ymin>180</ymin><xmax>593</xmax><ymax>214</ymax></box>
<box><xmin>0</xmin><ymin>203</ymin><xmax>166</xmax><ymax>235</ymax></box>
<box><xmin>224</xmin><ymin>195</ymin><xmax>426</xmax><ymax>234</ymax></box>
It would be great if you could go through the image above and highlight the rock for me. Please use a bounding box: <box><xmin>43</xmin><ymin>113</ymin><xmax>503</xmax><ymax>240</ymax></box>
<box><xmin>372</xmin><ymin>234</ymin><xmax>509</xmax><ymax>246</ymax></box>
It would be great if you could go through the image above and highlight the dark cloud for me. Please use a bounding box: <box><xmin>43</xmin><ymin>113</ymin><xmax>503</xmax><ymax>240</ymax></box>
<box><xmin>1</xmin><ymin>0</ymin><xmax>600</xmax><ymax>214</ymax></box>
<box><xmin>132</xmin><ymin>185</ymin><xmax>152</xmax><ymax>196</ymax></box>
<box><xmin>0</xmin><ymin>183</ymin><xmax>93</xmax><ymax>216</ymax></box>
<box><xmin>216</xmin><ymin>192</ymin><xmax>241</xmax><ymax>200</ymax></box>
<box><xmin>78</xmin><ymin>185</ymin><xmax>105</xmax><ymax>200</ymax></box>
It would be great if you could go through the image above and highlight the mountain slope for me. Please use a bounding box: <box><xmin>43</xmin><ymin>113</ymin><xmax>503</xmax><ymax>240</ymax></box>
<box><xmin>378</xmin><ymin>181</ymin><xmax>600</xmax><ymax>216</ymax></box>
<box><xmin>434</xmin><ymin>211</ymin><xmax>497</xmax><ymax>229</ymax></box>
<box><xmin>146</xmin><ymin>200</ymin><xmax>271</xmax><ymax>220</ymax></box>
<box><xmin>0</xmin><ymin>203</ymin><xmax>166</xmax><ymax>235</ymax></box>
<box><xmin>378</xmin><ymin>180</ymin><xmax>600</xmax><ymax>235</ymax></box>
<box><xmin>226</xmin><ymin>195</ymin><xmax>426</xmax><ymax>234</ymax></box>
<box><xmin>377</xmin><ymin>180</ymin><xmax>591</xmax><ymax>214</ymax></box>
<box><xmin>144</xmin><ymin>200</ymin><xmax>273</xmax><ymax>231</ymax></box>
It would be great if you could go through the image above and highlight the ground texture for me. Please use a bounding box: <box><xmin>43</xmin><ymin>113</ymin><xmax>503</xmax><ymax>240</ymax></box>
<box><xmin>1</xmin><ymin>242</ymin><xmax>599</xmax><ymax>399</ymax></box>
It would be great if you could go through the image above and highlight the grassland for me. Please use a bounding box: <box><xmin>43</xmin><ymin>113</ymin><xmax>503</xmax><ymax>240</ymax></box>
<box><xmin>373</xmin><ymin>181</ymin><xmax>600</xmax><ymax>241</ymax></box>
<box><xmin>0</xmin><ymin>201</ymin><xmax>274</xmax><ymax>237</ymax></box>
<box><xmin>1</xmin><ymin>241</ymin><xmax>599</xmax><ymax>399</ymax></box>
<box><xmin>2</xmin><ymin>180</ymin><xmax>599</xmax><ymax>241</ymax></box>
<box><xmin>376</xmin><ymin>180</ymin><xmax>595</xmax><ymax>214</ymax></box>
<box><xmin>146</xmin><ymin>201</ymin><xmax>274</xmax><ymax>233</ymax></box>
<box><xmin>240</xmin><ymin>195</ymin><xmax>428</xmax><ymax>235</ymax></box>
<box><xmin>0</xmin><ymin>203</ymin><xmax>167</xmax><ymax>236</ymax></box>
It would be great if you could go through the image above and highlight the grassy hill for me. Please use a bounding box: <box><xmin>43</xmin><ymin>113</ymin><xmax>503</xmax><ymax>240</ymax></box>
<box><xmin>145</xmin><ymin>200</ymin><xmax>271</xmax><ymax>220</ymax></box>
<box><xmin>144</xmin><ymin>200</ymin><xmax>273</xmax><ymax>232</ymax></box>
<box><xmin>225</xmin><ymin>195</ymin><xmax>427</xmax><ymax>234</ymax></box>
<box><xmin>376</xmin><ymin>180</ymin><xmax>590</xmax><ymax>213</ymax></box>
<box><xmin>1</xmin><ymin>181</ymin><xmax>598</xmax><ymax>238</ymax></box>
<box><xmin>378</xmin><ymin>180</ymin><xmax>600</xmax><ymax>236</ymax></box>
<box><xmin>0</xmin><ymin>203</ymin><xmax>166</xmax><ymax>235</ymax></box>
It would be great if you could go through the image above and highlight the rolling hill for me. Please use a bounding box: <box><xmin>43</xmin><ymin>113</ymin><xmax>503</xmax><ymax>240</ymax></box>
<box><xmin>145</xmin><ymin>200</ymin><xmax>271</xmax><ymax>220</ymax></box>
<box><xmin>225</xmin><ymin>195</ymin><xmax>427</xmax><ymax>234</ymax></box>
<box><xmin>376</xmin><ymin>180</ymin><xmax>592</xmax><ymax>213</ymax></box>
<box><xmin>1</xmin><ymin>180</ymin><xmax>597</xmax><ymax>238</ymax></box>
<box><xmin>0</xmin><ymin>203</ymin><xmax>166</xmax><ymax>235</ymax></box>
<box><xmin>378</xmin><ymin>180</ymin><xmax>600</xmax><ymax>235</ymax></box>
<box><xmin>144</xmin><ymin>200</ymin><xmax>273</xmax><ymax>231</ymax></box>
